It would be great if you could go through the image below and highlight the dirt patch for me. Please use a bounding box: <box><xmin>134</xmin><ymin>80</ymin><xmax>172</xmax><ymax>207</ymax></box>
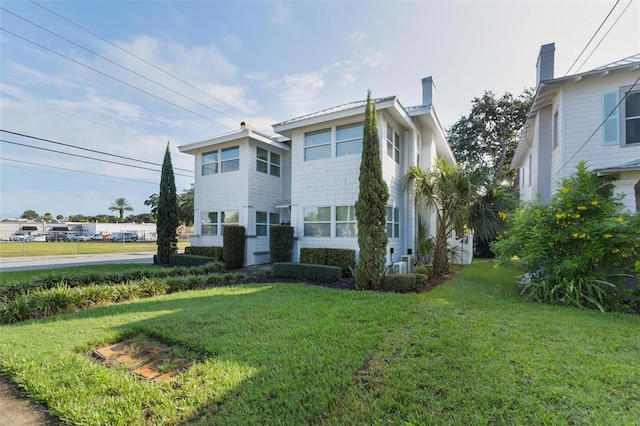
<box><xmin>0</xmin><ymin>374</ymin><xmax>62</xmax><ymax>425</ymax></box>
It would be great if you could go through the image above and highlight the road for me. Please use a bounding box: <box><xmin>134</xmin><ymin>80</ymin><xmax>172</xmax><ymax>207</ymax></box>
<box><xmin>0</xmin><ymin>252</ymin><xmax>154</xmax><ymax>272</ymax></box>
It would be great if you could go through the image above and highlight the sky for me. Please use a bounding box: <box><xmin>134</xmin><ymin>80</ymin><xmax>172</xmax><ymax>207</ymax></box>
<box><xmin>0</xmin><ymin>0</ymin><xmax>638</xmax><ymax>220</ymax></box>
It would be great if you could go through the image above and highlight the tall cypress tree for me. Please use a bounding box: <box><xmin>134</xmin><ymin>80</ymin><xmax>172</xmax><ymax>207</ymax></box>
<box><xmin>157</xmin><ymin>142</ymin><xmax>179</xmax><ymax>266</ymax></box>
<box><xmin>355</xmin><ymin>91</ymin><xmax>389</xmax><ymax>290</ymax></box>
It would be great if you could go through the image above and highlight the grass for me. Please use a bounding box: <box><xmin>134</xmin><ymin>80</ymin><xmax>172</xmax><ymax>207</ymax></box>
<box><xmin>0</xmin><ymin>264</ymin><xmax>164</xmax><ymax>284</ymax></box>
<box><xmin>0</xmin><ymin>241</ymin><xmax>189</xmax><ymax>258</ymax></box>
<box><xmin>1</xmin><ymin>260</ymin><xmax>639</xmax><ymax>425</ymax></box>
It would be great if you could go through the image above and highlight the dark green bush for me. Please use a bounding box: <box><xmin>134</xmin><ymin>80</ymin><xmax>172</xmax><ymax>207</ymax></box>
<box><xmin>272</xmin><ymin>262</ymin><xmax>341</xmax><ymax>283</ymax></box>
<box><xmin>414</xmin><ymin>264</ymin><xmax>434</xmax><ymax>279</ymax></box>
<box><xmin>186</xmin><ymin>246</ymin><xmax>224</xmax><ymax>261</ymax></box>
<box><xmin>223</xmin><ymin>226</ymin><xmax>245</xmax><ymax>269</ymax></box>
<box><xmin>169</xmin><ymin>254</ymin><xmax>215</xmax><ymax>267</ymax></box>
<box><xmin>380</xmin><ymin>274</ymin><xmax>430</xmax><ymax>293</ymax></box>
<box><xmin>300</xmin><ymin>248</ymin><xmax>356</xmax><ymax>277</ymax></box>
<box><xmin>270</xmin><ymin>225</ymin><xmax>294</xmax><ymax>263</ymax></box>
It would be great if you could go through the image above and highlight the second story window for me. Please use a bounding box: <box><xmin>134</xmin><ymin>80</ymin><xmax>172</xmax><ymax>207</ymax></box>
<box><xmin>257</xmin><ymin>147</ymin><xmax>281</xmax><ymax>176</ymax></box>
<box><xmin>386</xmin><ymin>124</ymin><xmax>400</xmax><ymax>163</ymax></box>
<box><xmin>626</xmin><ymin>91</ymin><xmax>640</xmax><ymax>144</ymax></box>
<box><xmin>304</xmin><ymin>128</ymin><xmax>332</xmax><ymax>161</ymax></box>
<box><xmin>336</xmin><ymin>123</ymin><xmax>363</xmax><ymax>156</ymax></box>
<box><xmin>304</xmin><ymin>122</ymin><xmax>364</xmax><ymax>162</ymax></box>
<box><xmin>221</xmin><ymin>146</ymin><xmax>240</xmax><ymax>172</ymax></box>
<box><xmin>202</xmin><ymin>151</ymin><xmax>218</xmax><ymax>175</ymax></box>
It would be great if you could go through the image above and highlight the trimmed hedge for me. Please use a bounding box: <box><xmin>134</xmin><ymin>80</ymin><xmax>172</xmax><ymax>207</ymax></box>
<box><xmin>299</xmin><ymin>248</ymin><xmax>356</xmax><ymax>277</ymax></box>
<box><xmin>185</xmin><ymin>246</ymin><xmax>224</xmax><ymax>261</ymax></box>
<box><xmin>223</xmin><ymin>225</ymin><xmax>245</xmax><ymax>269</ymax></box>
<box><xmin>169</xmin><ymin>254</ymin><xmax>216</xmax><ymax>267</ymax></box>
<box><xmin>414</xmin><ymin>264</ymin><xmax>434</xmax><ymax>279</ymax></box>
<box><xmin>270</xmin><ymin>225</ymin><xmax>294</xmax><ymax>263</ymax></box>
<box><xmin>272</xmin><ymin>262</ymin><xmax>341</xmax><ymax>283</ymax></box>
<box><xmin>380</xmin><ymin>274</ymin><xmax>430</xmax><ymax>293</ymax></box>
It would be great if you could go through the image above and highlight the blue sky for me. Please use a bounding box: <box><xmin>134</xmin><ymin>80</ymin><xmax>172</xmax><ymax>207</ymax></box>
<box><xmin>1</xmin><ymin>0</ymin><xmax>638</xmax><ymax>219</ymax></box>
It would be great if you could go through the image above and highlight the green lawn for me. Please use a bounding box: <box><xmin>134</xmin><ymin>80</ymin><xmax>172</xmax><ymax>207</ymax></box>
<box><xmin>0</xmin><ymin>241</ymin><xmax>189</xmax><ymax>257</ymax></box>
<box><xmin>1</xmin><ymin>260</ymin><xmax>638</xmax><ymax>425</ymax></box>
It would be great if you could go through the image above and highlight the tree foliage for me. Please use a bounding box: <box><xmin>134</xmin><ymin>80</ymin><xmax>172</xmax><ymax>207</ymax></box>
<box><xmin>108</xmin><ymin>198</ymin><xmax>133</xmax><ymax>222</ymax></box>
<box><xmin>21</xmin><ymin>210</ymin><xmax>39</xmax><ymax>220</ymax></box>
<box><xmin>404</xmin><ymin>157</ymin><xmax>474</xmax><ymax>277</ymax></box>
<box><xmin>145</xmin><ymin>185</ymin><xmax>193</xmax><ymax>226</ymax></box>
<box><xmin>156</xmin><ymin>143</ymin><xmax>179</xmax><ymax>266</ymax></box>
<box><xmin>447</xmin><ymin>89</ymin><xmax>533</xmax><ymax>184</ymax></box>
<box><xmin>355</xmin><ymin>91</ymin><xmax>389</xmax><ymax>290</ymax></box>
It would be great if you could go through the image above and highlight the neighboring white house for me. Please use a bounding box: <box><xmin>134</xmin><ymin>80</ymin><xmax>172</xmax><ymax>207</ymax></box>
<box><xmin>179</xmin><ymin>76</ymin><xmax>463</xmax><ymax>267</ymax></box>
<box><xmin>512</xmin><ymin>43</ymin><xmax>640</xmax><ymax>212</ymax></box>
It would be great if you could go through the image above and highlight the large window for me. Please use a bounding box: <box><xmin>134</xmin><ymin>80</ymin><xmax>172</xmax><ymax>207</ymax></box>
<box><xmin>625</xmin><ymin>91</ymin><xmax>640</xmax><ymax>144</ymax></box>
<box><xmin>202</xmin><ymin>151</ymin><xmax>218</xmax><ymax>175</ymax></box>
<box><xmin>202</xmin><ymin>212</ymin><xmax>218</xmax><ymax>235</ymax></box>
<box><xmin>221</xmin><ymin>146</ymin><xmax>240</xmax><ymax>172</ymax></box>
<box><xmin>336</xmin><ymin>123</ymin><xmax>363</xmax><ymax>157</ymax></box>
<box><xmin>257</xmin><ymin>147</ymin><xmax>281</xmax><ymax>176</ymax></box>
<box><xmin>386</xmin><ymin>206</ymin><xmax>399</xmax><ymax>238</ymax></box>
<box><xmin>304</xmin><ymin>122</ymin><xmax>363</xmax><ymax>161</ymax></box>
<box><xmin>256</xmin><ymin>211</ymin><xmax>280</xmax><ymax>236</ymax></box>
<box><xmin>303</xmin><ymin>206</ymin><xmax>331</xmax><ymax>237</ymax></box>
<box><xmin>201</xmin><ymin>146</ymin><xmax>239</xmax><ymax>175</ymax></box>
<box><xmin>335</xmin><ymin>205</ymin><xmax>357</xmax><ymax>237</ymax></box>
<box><xmin>386</xmin><ymin>124</ymin><xmax>400</xmax><ymax>164</ymax></box>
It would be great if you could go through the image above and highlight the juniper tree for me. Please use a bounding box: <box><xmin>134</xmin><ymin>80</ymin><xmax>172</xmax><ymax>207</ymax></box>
<box><xmin>157</xmin><ymin>143</ymin><xmax>179</xmax><ymax>266</ymax></box>
<box><xmin>355</xmin><ymin>91</ymin><xmax>389</xmax><ymax>290</ymax></box>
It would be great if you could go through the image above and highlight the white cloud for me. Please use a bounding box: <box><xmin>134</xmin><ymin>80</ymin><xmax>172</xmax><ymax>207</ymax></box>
<box><xmin>276</xmin><ymin>72</ymin><xmax>325</xmax><ymax>114</ymax></box>
<box><xmin>270</xmin><ymin>3</ymin><xmax>290</xmax><ymax>25</ymax></box>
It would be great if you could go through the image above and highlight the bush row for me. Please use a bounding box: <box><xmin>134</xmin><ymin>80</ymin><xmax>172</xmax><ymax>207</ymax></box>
<box><xmin>300</xmin><ymin>248</ymin><xmax>356</xmax><ymax>278</ymax></box>
<box><xmin>0</xmin><ymin>262</ymin><xmax>225</xmax><ymax>302</ymax></box>
<box><xmin>381</xmin><ymin>274</ymin><xmax>430</xmax><ymax>293</ymax></box>
<box><xmin>272</xmin><ymin>262</ymin><xmax>342</xmax><ymax>283</ymax></box>
<box><xmin>0</xmin><ymin>272</ymin><xmax>248</xmax><ymax>324</ymax></box>
<box><xmin>184</xmin><ymin>246</ymin><xmax>224</xmax><ymax>261</ymax></box>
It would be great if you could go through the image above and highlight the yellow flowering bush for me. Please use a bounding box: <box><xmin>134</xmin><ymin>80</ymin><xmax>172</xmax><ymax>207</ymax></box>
<box><xmin>493</xmin><ymin>162</ymin><xmax>640</xmax><ymax>311</ymax></box>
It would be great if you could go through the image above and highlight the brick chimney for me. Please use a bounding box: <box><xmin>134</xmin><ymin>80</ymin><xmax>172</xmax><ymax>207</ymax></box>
<box><xmin>536</xmin><ymin>43</ymin><xmax>555</xmax><ymax>85</ymax></box>
<box><xmin>422</xmin><ymin>76</ymin><xmax>436</xmax><ymax>107</ymax></box>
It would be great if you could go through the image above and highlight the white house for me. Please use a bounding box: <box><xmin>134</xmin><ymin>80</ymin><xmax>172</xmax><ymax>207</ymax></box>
<box><xmin>179</xmin><ymin>76</ymin><xmax>459</xmax><ymax>266</ymax></box>
<box><xmin>512</xmin><ymin>43</ymin><xmax>640</xmax><ymax>212</ymax></box>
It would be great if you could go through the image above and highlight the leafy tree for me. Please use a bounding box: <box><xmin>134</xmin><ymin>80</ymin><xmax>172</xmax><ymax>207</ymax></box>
<box><xmin>144</xmin><ymin>193</ymin><xmax>159</xmax><ymax>219</ymax></box>
<box><xmin>42</xmin><ymin>212</ymin><xmax>53</xmax><ymax>221</ymax></box>
<box><xmin>108</xmin><ymin>198</ymin><xmax>133</xmax><ymax>222</ymax></box>
<box><xmin>404</xmin><ymin>157</ymin><xmax>474</xmax><ymax>277</ymax></box>
<box><xmin>125</xmin><ymin>213</ymin><xmax>155</xmax><ymax>223</ymax></box>
<box><xmin>355</xmin><ymin>91</ymin><xmax>389</xmax><ymax>290</ymax></box>
<box><xmin>156</xmin><ymin>143</ymin><xmax>179</xmax><ymax>266</ymax></box>
<box><xmin>447</xmin><ymin>89</ymin><xmax>533</xmax><ymax>185</ymax></box>
<box><xmin>178</xmin><ymin>185</ymin><xmax>194</xmax><ymax>226</ymax></box>
<box><xmin>56</xmin><ymin>214</ymin><xmax>64</xmax><ymax>221</ymax></box>
<box><xmin>493</xmin><ymin>162</ymin><xmax>640</xmax><ymax>312</ymax></box>
<box><xmin>21</xmin><ymin>210</ymin><xmax>39</xmax><ymax>220</ymax></box>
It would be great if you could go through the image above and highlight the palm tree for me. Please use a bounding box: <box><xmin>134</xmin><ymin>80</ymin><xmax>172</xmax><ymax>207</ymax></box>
<box><xmin>403</xmin><ymin>156</ymin><xmax>474</xmax><ymax>277</ymax></box>
<box><xmin>109</xmin><ymin>198</ymin><xmax>133</xmax><ymax>222</ymax></box>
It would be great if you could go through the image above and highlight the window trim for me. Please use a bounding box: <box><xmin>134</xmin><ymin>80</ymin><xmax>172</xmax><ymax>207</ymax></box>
<box><xmin>256</xmin><ymin>211</ymin><xmax>280</xmax><ymax>237</ymax></box>
<box><xmin>386</xmin><ymin>124</ymin><xmax>400</xmax><ymax>164</ymax></box>
<box><xmin>303</xmin><ymin>206</ymin><xmax>332</xmax><ymax>237</ymax></box>
<box><xmin>552</xmin><ymin>109</ymin><xmax>559</xmax><ymax>149</ymax></box>
<box><xmin>201</xmin><ymin>151</ymin><xmax>219</xmax><ymax>175</ymax></box>
<box><xmin>304</xmin><ymin>122</ymin><xmax>364</xmax><ymax>162</ymax></box>
<box><xmin>221</xmin><ymin>146</ymin><xmax>240</xmax><ymax>172</ymax></box>
<box><xmin>621</xmin><ymin>85</ymin><xmax>640</xmax><ymax>145</ymax></box>
<box><xmin>386</xmin><ymin>205</ymin><xmax>400</xmax><ymax>239</ymax></box>
<box><xmin>202</xmin><ymin>210</ymin><xmax>239</xmax><ymax>236</ymax></box>
<box><xmin>256</xmin><ymin>146</ymin><xmax>281</xmax><ymax>176</ymax></box>
<box><xmin>335</xmin><ymin>205</ymin><xmax>357</xmax><ymax>238</ymax></box>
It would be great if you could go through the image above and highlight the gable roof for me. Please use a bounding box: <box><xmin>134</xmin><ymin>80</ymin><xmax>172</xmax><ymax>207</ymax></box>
<box><xmin>178</xmin><ymin>126</ymin><xmax>290</xmax><ymax>155</ymax></box>
<box><xmin>512</xmin><ymin>53</ymin><xmax>640</xmax><ymax>168</ymax></box>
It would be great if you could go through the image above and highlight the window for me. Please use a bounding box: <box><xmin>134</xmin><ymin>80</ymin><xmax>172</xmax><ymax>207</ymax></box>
<box><xmin>336</xmin><ymin>123</ymin><xmax>363</xmax><ymax>157</ymax></box>
<box><xmin>552</xmin><ymin>110</ymin><xmax>558</xmax><ymax>148</ymax></box>
<box><xmin>202</xmin><ymin>151</ymin><xmax>218</xmax><ymax>175</ymax></box>
<box><xmin>221</xmin><ymin>146</ymin><xmax>240</xmax><ymax>172</ymax></box>
<box><xmin>386</xmin><ymin>206</ymin><xmax>399</xmax><ymax>238</ymax></box>
<box><xmin>304</xmin><ymin>128</ymin><xmax>331</xmax><ymax>161</ymax></box>
<box><xmin>386</xmin><ymin>124</ymin><xmax>400</xmax><ymax>163</ymax></box>
<box><xmin>256</xmin><ymin>147</ymin><xmax>281</xmax><ymax>176</ymax></box>
<box><xmin>603</xmin><ymin>91</ymin><xmax>619</xmax><ymax>146</ymax></box>
<box><xmin>335</xmin><ymin>205</ymin><xmax>357</xmax><ymax>237</ymax></box>
<box><xmin>221</xmin><ymin>210</ymin><xmax>239</xmax><ymax>230</ymax></box>
<box><xmin>256</xmin><ymin>212</ymin><xmax>280</xmax><ymax>236</ymax></box>
<box><xmin>625</xmin><ymin>91</ymin><xmax>640</xmax><ymax>144</ymax></box>
<box><xmin>202</xmin><ymin>212</ymin><xmax>218</xmax><ymax>235</ymax></box>
<box><xmin>304</xmin><ymin>206</ymin><xmax>331</xmax><ymax>237</ymax></box>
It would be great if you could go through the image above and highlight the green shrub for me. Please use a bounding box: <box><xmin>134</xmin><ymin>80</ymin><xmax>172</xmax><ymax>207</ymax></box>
<box><xmin>272</xmin><ymin>262</ymin><xmax>341</xmax><ymax>283</ymax></box>
<box><xmin>169</xmin><ymin>254</ymin><xmax>215</xmax><ymax>267</ymax></box>
<box><xmin>414</xmin><ymin>264</ymin><xmax>434</xmax><ymax>279</ymax></box>
<box><xmin>300</xmin><ymin>248</ymin><xmax>356</xmax><ymax>278</ymax></box>
<box><xmin>493</xmin><ymin>162</ymin><xmax>640</xmax><ymax>312</ymax></box>
<box><xmin>223</xmin><ymin>226</ymin><xmax>245</xmax><ymax>269</ymax></box>
<box><xmin>380</xmin><ymin>274</ymin><xmax>430</xmax><ymax>293</ymax></box>
<box><xmin>186</xmin><ymin>246</ymin><xmax>224</xmax><ymax>261</ymax></box>
<box><xmin>270</xmin><ymin>225</ymin><xmax>294</xmax><ymax>263</ymax></box>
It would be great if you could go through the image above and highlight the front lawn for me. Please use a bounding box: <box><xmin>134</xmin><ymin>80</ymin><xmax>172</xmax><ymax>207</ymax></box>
<box><xmin>1</xmin><ymin>260</ymin><xmax>638</xmax><ymax>425</ymax></box>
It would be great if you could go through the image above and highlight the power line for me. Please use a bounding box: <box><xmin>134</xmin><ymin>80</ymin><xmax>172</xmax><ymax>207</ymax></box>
<box><xmin>575</xmin><ymin>0</ymin><xmax>634</xmax><ymax>74</ymax></box>
<box><xmin>1</xmin><ymin>6</ymin><xmax>243</xmax><ymax>128</ymax></box>
<box><xmin>0</xmin><ymin>27</ymin><xmax>233</xmax><ymax>129</ymax></box>
<box><xmin>0</xmin><ymin>129</ymin><xmax>193</xmax><ymax>173</ymax></box>
<box><xmin>0</xmin><ymin>139</ymin><xmax>194</xmax><ymax>178</ymax></box>
<box><xmin>29</xmin><ymin>0</ymin><xmax>273</xmax><ymax>130</ymax></box>
<box><xmin>561</xmin><ymin>73</ymin><xmax>640</xmax><ymax>169</ymax></box>
<box><xmin>564</xmin><ymin>0</ymin><xmax>621</xmax><ymax>76</ymax></box>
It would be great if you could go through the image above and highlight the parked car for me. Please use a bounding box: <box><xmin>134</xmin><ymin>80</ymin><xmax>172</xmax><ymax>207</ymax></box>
<box><xmin>9</xmin><ymin>232</ymin><xmax>27</xmax><ymax>241</ymax></box>
<box><xmin>25</xmin><ymin>233</ymin><xmax>47</xmax><ymax>242</ymax></box>
<box><xmin>70</xmin><ymin>234</ymin><xmax>91</xmax><ymax>242</ymax></box>
<box><xmin>110</xmin><ymin>232</ymin><xmax>138</xmax><ymax>242</ymax></box>
<box><xmin>91</xmin><ymin>233</ymin><xmax>106</xmax><ymax>241</ymax></box>
<box><xmin>46</xmin><ymin>232</ymin><xmax>70</xmax><ymax>242</ymax></box>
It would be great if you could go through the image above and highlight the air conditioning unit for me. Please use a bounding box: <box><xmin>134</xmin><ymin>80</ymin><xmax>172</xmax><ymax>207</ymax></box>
<box><xmin>391</xmin><ymin>261</ymin><xmax>408</xmax><ymax>274</ymax></box>
<box><xmin>401</xmin><ymin>255</ymin><xmax>414</xmax><ymax>273</ymax></box>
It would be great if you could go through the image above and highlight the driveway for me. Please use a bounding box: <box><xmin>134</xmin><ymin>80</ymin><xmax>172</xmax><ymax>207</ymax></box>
<box><xmin>0</xmin><ymin>252</ymin><xmax>154</xmax><ymax>272</ymax></box>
